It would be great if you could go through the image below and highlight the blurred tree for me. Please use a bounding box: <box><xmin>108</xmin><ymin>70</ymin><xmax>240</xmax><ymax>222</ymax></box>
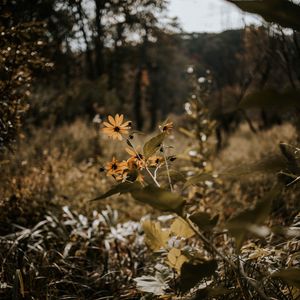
<box><xmin>182</xmin><ymin>30</ymin><xmax>244</xmax><ymax>89</ymax></box>
<box><xmin>147</xmin><ymin>29</ymin><xmax>189</xmax><ymax>129</ymax></box>
<box><xmin>227</xmin><ymin>0</ymin><xmax>300</xmax><ymax>139</ymax></box>
<box><xmin>5</xmin><ymin>0</ymin><xmax>300</xmax><ymax>138</ymax></box>
<box><xmin>0</xmin><ymin>1</ymin><xmax>54</xmax><ymax>152</ymax></box>
<box><xmin>70</xmin><ymin>0</ymin><xmax>96</xmax><ymax>80</ymax></box>
<box><xmin>65</xmin><ymin>0</ymin><xmax>169</xmax><ymax>129</ymax></box>
<box><xmin>109</xmin><ymin>0</ymin><xmax>168</xmax><ymax>130</ymax></box>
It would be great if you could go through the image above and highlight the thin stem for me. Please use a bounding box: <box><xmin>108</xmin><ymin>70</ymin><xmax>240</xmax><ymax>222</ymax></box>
<box><xmin>145</xmin><ymin>166</ymin><xmax>161</xmax><ymax>187</ymax></box>
<box><xmin>127</xmin><ymin>138</ymin><xmax>161</xmax><ymax>187</ymax></box>
<box><xmin>153</xmin><ymin>165</ymin><xmax>159</xmax><ymax>179</ymax></box>
<box><xmin>162</xmin><ymin>143</ymin><xmax>173</xmax><ymax>192</ymax></box>
<box><xmin>286</xmin><ymin>175</ymin><xmax>300</xmax><ymax>187</ymax></box>
<box><xmin>184</xmin><ymin>216</ymin><xmax>235</xmax><ymax>268</ymax></box>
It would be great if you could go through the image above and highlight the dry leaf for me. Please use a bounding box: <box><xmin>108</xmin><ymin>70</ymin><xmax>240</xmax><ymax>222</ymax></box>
<box><xmin>167</xmin><ymin>248</ymin><xmax>188</xmax><ymax>274</ymax></box>
<box><xmin>170</xmin><ymin>217</ymin><xmax>195</xmax><ymax>238</ymax></box>
<box><xmin>142</xmin><ymin>220</ymin><xmax>169</xmax><ymax>251</ymax></box>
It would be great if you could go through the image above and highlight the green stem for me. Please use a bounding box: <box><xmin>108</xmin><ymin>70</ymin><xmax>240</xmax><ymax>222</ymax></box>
<box><xmin>162</xmin><ymin>143</ymin><xmax>173</xmax><ymax>192</ymax></box>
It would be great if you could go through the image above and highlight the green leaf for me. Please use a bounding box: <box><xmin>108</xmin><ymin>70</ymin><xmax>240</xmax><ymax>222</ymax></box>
<box><xmin>239</xmin><ymin>89</ymin><xmax>300</xmax><ymax>111</ymax></box>
<box><xmin>271</xmin><ymin>268</ymin><xmax>300</xmax><ymax>289</ymax></box>
<box><xmin>179</xmin><ymin>260</ymin><xmax>218</xmax><ymax>293</ymax></box>
<box><xmin>189</xmin><ymin>212</ymin><xmax>219</xmax><ymax>231</ymax></box>
<box><xmin>183</xmin><ymin>173</ymin><xmax>214</xmax><ymax>189</ymax></box>
<box><xmin>227</xmin><ymin>0</ymin><xmax>300</xmax><ymax>31</ymax></box>
<box><xmin>226</xmin><ymin>186</ymin><xmax>281</xmax><ymax>249</ymax></box>
<box><xmin>90</xmin><ymin>182</ymin><xmax>142</xmax><ymax>201</ymax></box>
<box><xmin>134</xmin><ymin>275</ymin><xmax>168</xmax><ymax>296</ymax></box>
<box><xmin>125</xmin><ymin>169</ymin><xmax>139</xmax><ymax>182</ymax></box>
<box><xmin>131</xmin><ymin>185</ymin><xmax>185</xmax><ymax>213</ymax></box>
<box><xmin>143</xmin><ymin>133</ymin><xmax>166</xmax><ymax>159</ymax></box>
<box><xmin>159</xmin><ymin>169</ymin><xmax>187</xmax><ymax>184</ymax></box>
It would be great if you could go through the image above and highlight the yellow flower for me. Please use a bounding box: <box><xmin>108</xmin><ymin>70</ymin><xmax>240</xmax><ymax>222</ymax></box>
<box><xmin>147</xmin><ymin>155</ymin><xmax>163</xmax><ymax>167</ymax></box>
<box><xmin>123</xmin><ymin>147</ymin><xmax>146</xmax><ymax>182</ymax></box>
<box><xmin>106</xmin><ymin>157</ymin><xmax>128</xmax><ymax>178</ymax></box>
<box><xmin>125</xmin><ymin>147</ymin><xmax>145</xmax><ymax>170</ymax></box>
<box><xmin>102</xmin><ymin>114</ymin><xmax>131</xmax><ymax>141</ymax></box>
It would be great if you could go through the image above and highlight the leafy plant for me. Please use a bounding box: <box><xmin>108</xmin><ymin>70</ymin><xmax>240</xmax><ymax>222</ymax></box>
<box><xmin>92</xmin><ymin>112</ymin><xmax>299</xmax><ymax>299</ymax></box>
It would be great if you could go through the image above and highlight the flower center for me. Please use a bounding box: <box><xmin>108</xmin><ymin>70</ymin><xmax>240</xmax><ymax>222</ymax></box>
<box><xmin>112</xmin><ymin>163</ymin><xmax>118</xmax><ymax>170</ymax></box>
<box><xmin>114</xmin><ymin>126</ymin><xmax>120</xmax><ymax>132</ymax></box>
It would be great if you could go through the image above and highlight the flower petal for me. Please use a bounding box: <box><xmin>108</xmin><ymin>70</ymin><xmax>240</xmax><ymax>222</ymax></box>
<box><xmin>108</xmin><ymin>115</ymin><xmax>116</xmax><ymax>126</ymax></box>
<box><xmin>125</xmin><ymin>147</ymin><xmax>135</xmax><ymax>156</ymax></box>
<box><xmin>112</xmin><ymin>132</ymin><xmax>122</xmax><ymax>140</ymax></box>
<box><xmin>122</xmin><ymin>121</ymin><xmax>131</xmax><ymax>127</ymax></box>
<box><xmin>102</xmin><ymin>128</ymin><xmax>114</xmax><ymax>134</ymax></box>
<box><xmin>120</xmin><ymin>129</ymin><xmax>129</xmax><ymax>135</ymax></box>
<box><xmin>118</xmin><ymin>114</ymin><xmax>124</xmax><ymax>125</ymax></box>
<box><xmin>114</xmin><ymin>114</ymin><xmax>123</xmax><ymax>126</ymax></box>
<box><xmin>114</xmin><ymin>114</ymin><xmax>119</xmax><ymax>125</ymax></box>
<box><xmin>120</xmin><ymin>127</ymin><xmax>131</xmax><ymax>131</ymax></box>
<box><xmin>103</xmin><ymin>121</ymin><xmax>114</xmax><ymax>128</ymax></box>
<box><xmin>116</xmin><ymin>133</ymin><xmax>123</xmax><ymax>141</ymax></box>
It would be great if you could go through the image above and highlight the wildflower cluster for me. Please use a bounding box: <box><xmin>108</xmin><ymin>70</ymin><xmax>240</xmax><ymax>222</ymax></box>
<box><xmin>101</xmin><ymin>114</ymin><xmax>173</xmax><ymax>183</ymax></box>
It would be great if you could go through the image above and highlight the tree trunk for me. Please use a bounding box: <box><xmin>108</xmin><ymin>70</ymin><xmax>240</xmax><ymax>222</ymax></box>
<box><xmin>76</xmin><ymin>1</ymin><xmax>95</xmax><ymax>79</ymax></box>
<box><xmin>133</xmin><ymin>29</ymin><xmax>149</xmax><ymax>130</ymax></box>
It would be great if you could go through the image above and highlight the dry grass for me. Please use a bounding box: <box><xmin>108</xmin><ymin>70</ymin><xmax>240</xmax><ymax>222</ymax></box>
<box><xmin>0</xmin><ymin>119</ymin><xmax>156</xmax><ymax>230</ymax></box>
<box><xmin>1</xmin><ymin>119</ymin><xmax>296</xmax><ymax>222</ymax></box>
<box><xmin>214</xmin><ymin>122</ymin><xmax>296</xmax><ymax>169</ymax></box>
<box><xmin>1</xmin><ymin>119</ymin><xmax>299</xmax><ymax>299</ymax></box>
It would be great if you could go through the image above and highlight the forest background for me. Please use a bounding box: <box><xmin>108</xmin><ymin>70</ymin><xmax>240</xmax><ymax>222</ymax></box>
<box><xmin>1</xmin><ymin>0</ymin><xmax>300</xmax><ymax>299</ymax></box>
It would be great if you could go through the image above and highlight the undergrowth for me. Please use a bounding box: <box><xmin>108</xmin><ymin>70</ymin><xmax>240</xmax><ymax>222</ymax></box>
<box><xmin>1</xmin><ymin>94</ymin><xmax>300</xmax><ymax>299</ymax></box>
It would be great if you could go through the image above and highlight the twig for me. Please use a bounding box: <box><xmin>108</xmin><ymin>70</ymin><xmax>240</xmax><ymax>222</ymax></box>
<box><xmin>145</xmin><ymin>166</ymin><xmax>161</xmax><ymax>187</ymax></box>
<box><xmin>286</xmin><ymin>175</ymin><xmax>300</xmax><ymax>187</ymax></box>
<box><xmin>161</xmin><ymin>143</ymin><xmax>173</xmax><ymax>192</ymax></box>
